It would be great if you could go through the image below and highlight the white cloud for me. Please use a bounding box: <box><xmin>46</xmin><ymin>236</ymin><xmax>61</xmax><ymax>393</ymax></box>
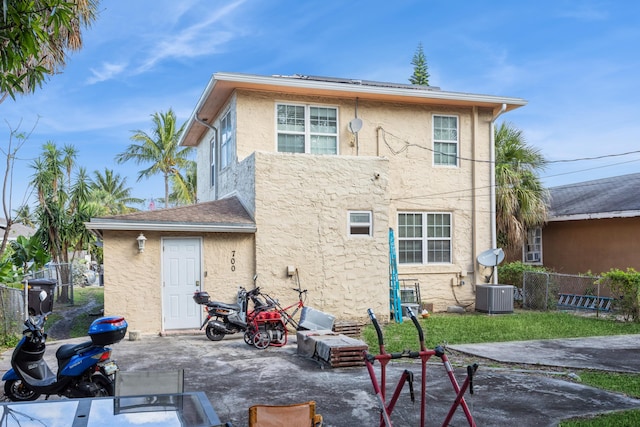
<box><xmin>134</xmin><ymin>0</ymin><xmax>247</xmax><ymax>74</ymax></box>
<box><xmin>86</xmin><ymin>62</ymin><xmax>127</xmax><ymax>84</ymax></box>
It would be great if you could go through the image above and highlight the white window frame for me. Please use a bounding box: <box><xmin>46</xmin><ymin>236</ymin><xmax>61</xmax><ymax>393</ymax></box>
<box><xmin>348</xmin><ymin>211</ymin><xmax>373</xmax><ymax>237</ymax></box>
<box><xmin>523</xmin><ymin>227</ymin><xmax>543</xmax><ymax>264</ymax></box>
<box><xmin>398</xmin><ymin>212</ymin><xmax>452</xmax><ymax>264</ymax></box>
<box><xmin>432</xmin><ymin>114</ymin><xmax>459</xmax><ymax>167</ymax></box>
<box><xmin>220</xmin><ymin>110</ymin><xmax>234</xmax><ymax>169</ymax></box>
<box><xmin>209</xmin><ymin>133</ymin><xmax>216</xmax><ymax>188</ymax></box>
<box><xmin>276</xmin><ymin>103</ymin><xmax>339</xmax><ymax>154</ymax></box>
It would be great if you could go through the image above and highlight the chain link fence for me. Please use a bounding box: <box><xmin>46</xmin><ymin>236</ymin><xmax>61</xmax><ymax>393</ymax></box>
<box><xmin>520</xmin><ymin>271</ymin><xmax>613</xmax><ymax>313</ymax></box>
<box><xmin>0</xmin><ymin>263</ymin><xmax>77</xmax><ymax>337</ymax></box>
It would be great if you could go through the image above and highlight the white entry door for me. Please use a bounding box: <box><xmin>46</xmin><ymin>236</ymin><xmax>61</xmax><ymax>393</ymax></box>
<box><xmin>162</xmin><ymin>238</ymin><xmax>202</xmax><ymax>330</ymax></box>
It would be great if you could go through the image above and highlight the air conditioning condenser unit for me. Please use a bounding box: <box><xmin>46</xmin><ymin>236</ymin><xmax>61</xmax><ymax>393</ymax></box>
<box><xmin>475</xmin><ymin>285</ymin><xmax>514</xmax><ymax>314</ymax></box>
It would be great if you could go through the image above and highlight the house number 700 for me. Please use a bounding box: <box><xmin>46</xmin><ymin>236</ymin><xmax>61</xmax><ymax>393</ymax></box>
<box><xmin>231</xmin><ymin>251</ymin><xmax>236</xmax><ymax>272</ymax></box>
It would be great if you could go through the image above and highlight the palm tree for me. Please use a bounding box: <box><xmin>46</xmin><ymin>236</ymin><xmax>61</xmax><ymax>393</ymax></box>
<box><xmin>168</xmin><ymin>160</ymin><xmax>197</xmax><ymax>206</ymax></box>
<box><xmin>495</xmin><ymin>122</ymin><xmax>549</xmax><ymax>258</ymax></box>
<box><xmin>0</xmin><ymin>0</ymin><xmax>99</xmax><ymax>103</ymax></box>
<box><xmin>30</xmin><ymin>142</ymin><xmax>94</xmax><ymax>302</ymax></box>
<box><xmin>115</xmin><ymin>109</ymin><xmax>192</xmax><ymax>208</ymax></box>
<box><xmin>89</xmin><ymin>168</ymin><xmax>144</xmax><ymax>215</ymax></box>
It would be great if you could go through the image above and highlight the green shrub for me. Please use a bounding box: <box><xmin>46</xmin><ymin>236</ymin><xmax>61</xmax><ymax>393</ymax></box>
<box><xmin>498</xmin><ymin>261</ymin><xmax>549</xmax><ymax>288</ymax></box>
<box><xmin>598</xmin><ymin>268</ymin><xmax>640</xmax><ymax>322</ymax></box>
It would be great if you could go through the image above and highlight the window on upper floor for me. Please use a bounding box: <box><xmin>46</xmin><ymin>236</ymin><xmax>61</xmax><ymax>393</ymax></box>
<box><xmin>209</xmin><ymin>133</ymin><xmax>216</xmax><ymax>188</ymax></box>
<box><xmin>433</xmin><ymin>115</ymin><xmax>458</xmax><ymax>166</ymax></box>
<box><xmin>348</xmin><ymin>211</ymin><xmax>372</xmax><ymax>237</ymax></box>
<box><xmin>276</xmin><ymin>103</ymin><xmax>338</xmax><ymax>154</ymax></box>
<box><xmin>523</xmin><ymin>227</ymin><xmax>542</xmax><ymax>264</ymax></box>
<box><xmin>220</xmin><ymin>110</ymin><xmax>234</xmax><ymax>169</ymax></box>
<box><xmin>398</xmin><ymin>212</ymin><xmax>452</xmax><ymax>264</ymax></box>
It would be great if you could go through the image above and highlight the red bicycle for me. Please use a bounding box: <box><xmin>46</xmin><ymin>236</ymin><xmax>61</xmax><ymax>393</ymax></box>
<box><xmin>262</xmin><ymin>286</ymin><xmax>307</xmax><ymax>330</ymax></box>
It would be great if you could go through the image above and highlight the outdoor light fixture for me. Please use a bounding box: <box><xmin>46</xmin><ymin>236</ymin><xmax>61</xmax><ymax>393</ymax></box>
<box><xmin>136</xmin><ymin>233</ymin><xmax>147</xmax><ymax>253</ymax></box>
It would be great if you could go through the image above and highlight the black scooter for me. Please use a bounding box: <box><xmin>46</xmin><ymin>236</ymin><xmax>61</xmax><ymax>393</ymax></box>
<box><xmin>193</xmin><ymin>285</ymin><xmax>267</xmax><ymax>342</ymax></box>
<box><xmin>2</xmin><ymin>290</ymin><xmax>128</xmax><ymax>401</ymax></box>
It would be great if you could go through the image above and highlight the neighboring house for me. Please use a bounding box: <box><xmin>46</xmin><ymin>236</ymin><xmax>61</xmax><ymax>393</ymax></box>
<box><xmin>87</xmin><ymin>72</ymin><xmax>525</xmax><ymax>335</ymax></box>
<box><xmin>526</xmin><ymin>172</ymin><xmax>640</xmax><ymax>274</ymax></box>
<box><xmin>0</xmin><ymin>219</ymin><xmax>35</xmax><ymax>242</ymax></box>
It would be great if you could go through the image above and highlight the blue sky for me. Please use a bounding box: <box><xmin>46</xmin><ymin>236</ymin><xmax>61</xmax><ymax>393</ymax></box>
<box><xmin>3</xmin><ymin>0</ymin><xmax>640</xmax><ymax>211</ymax></box>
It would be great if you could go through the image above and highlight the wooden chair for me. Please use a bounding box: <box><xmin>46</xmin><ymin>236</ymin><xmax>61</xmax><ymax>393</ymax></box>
<box><xmin>115</xmin><ymin>370</ymin><xmax>184</xmax><ymax>396</ymax></box>
<box><xmin>248</xmin><ymin>401</ymin><xmax>323</xmax><ymax>427</ymax></box>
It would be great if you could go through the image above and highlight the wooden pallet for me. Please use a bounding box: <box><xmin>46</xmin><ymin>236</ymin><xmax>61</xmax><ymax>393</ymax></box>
<box><xmin>298</xmin><ymin>331</ymin><xmax>368</xmax><ymax>368</ymax></box>
<box><xmin>332</xmin><ymin>321</ymin><xmax>363</xmax><ymax>338</ymax></box>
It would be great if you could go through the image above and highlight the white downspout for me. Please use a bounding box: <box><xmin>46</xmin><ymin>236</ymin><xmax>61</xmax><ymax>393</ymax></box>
<box><xmin>490</xmin><ymin>104</ymin><xmax>506</xmax><ymax>284</ymax></box>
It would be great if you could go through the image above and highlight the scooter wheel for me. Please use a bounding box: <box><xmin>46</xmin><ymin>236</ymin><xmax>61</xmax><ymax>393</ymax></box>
<box><xmin>4</xmin><ymin>379</ymin><xmax>41</xmax><ymax>401</ymax></box>
<box><xmin>91</xmin><ymin>374</ymin><xmax>114</xmax><ymax>397</ymax></box>
<box><xmin>243</xmin><ymin>331</ymin><xmax>255</xmax><ymax>346</ymax></box>
<box><xmin>205</xmin><ymin>325</ymin><xmax>225</xmax><ymax>341</ymax></box>
<box><xmin>253</xmin><ymin>332</ymin><xmax>270</xmax><ymax>350</ymax></box>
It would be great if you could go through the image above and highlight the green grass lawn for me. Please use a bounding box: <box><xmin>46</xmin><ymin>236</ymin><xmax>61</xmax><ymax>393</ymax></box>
<box><xmin>362</xmin><ymin>311</ymin><xmax>640</xmax><ymax>426</ymax></box>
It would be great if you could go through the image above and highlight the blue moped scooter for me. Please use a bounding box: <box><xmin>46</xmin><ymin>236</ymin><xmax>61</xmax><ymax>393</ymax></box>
<box><xmin>2</xmin><ymin>290</ymin><xmax>127</xmax><ymax>401</ymax></box>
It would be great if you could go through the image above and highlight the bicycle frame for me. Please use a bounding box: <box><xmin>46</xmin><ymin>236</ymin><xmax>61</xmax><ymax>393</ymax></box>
<box><xmin>262</xmin><ymin>288</ymin><xmax>307</xmax><ymax>329</ymax></box>
<box><xmin>364</xmin><ymin>308</ymin><xmax>478</xmax><ymax>427</ymax></box>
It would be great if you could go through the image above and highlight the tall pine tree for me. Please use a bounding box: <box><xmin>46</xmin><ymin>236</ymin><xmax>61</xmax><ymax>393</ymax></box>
<box><xmin>409</xmin><ymin>43</ymin><xmax>430</xmax><ymax>86</ymax></box>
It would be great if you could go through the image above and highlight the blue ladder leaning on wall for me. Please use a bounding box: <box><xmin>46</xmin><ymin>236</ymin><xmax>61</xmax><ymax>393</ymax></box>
<box><xmin>389</xmin><ymin>228</ymin><xmax>403</xmax><ymax>323</ymax></box>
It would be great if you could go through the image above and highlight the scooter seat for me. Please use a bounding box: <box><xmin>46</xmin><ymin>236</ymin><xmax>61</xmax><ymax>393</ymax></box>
<box><xmin>56</xmin><ymin>340</ymin><xmax>94</xmax><ymax>360</ymax></box>
<box><xmin>206</xmin><ymin>302</ymin><xmax>241</xmax><ymax>311</ymax></box>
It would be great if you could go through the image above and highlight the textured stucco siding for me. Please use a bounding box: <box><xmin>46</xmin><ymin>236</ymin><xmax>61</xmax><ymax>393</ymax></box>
<box><xmin>252</xmin><ymin>152</ymin><xmax>390</xmax><ymax>322</ymax></box>
<box><xmin>103</xmin><ymin>230</ymin><xmax>255</xmax><ymax>334</ymax></box>
<box><xmin>232</xmin><ymin>91</ymin><xmax>494</xmax><ymax>312</ymax></box>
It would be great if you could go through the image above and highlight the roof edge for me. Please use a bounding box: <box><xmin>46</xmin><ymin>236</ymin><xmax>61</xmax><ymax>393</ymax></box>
<box><xmin>85</xmin><ymin>220</ymin><xmax>256</xmax><ymax>233</ymax></box>
<box><xmin>548</xmin><ymin>210</ymin><xmax>640</xmax><ymax>222</ymax></box>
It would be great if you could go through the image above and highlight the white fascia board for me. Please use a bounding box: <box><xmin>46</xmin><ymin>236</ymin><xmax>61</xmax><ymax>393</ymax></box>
<box><xmin>178</xmin><ymin>74</ymin><xmax>218</xmax><ymax>146</ymax></box>
<box><xmin>213</xmin><ymin>72</ymin><xmax>528</xmax><ymax>107</ymax></box>
<box><xmin>548</xmin><ymin>210</ymin><xmax>640</xmax><ymax>222</ymax></box>
<box><xmin>85</xmin><ymin>220</ymin><xmax>256</xmax><ymax>233</ymax></box>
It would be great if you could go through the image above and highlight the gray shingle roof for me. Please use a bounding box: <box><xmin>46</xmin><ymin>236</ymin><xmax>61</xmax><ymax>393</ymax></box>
<box><xmin>549</xmin><ymin>172</ymin><xmax>640</xmax><ymax>219</ymax></box>
<box><xmin>87</xmin><ymin>196</ymin><xmax>255</xmax><ymax>232</ymax></box>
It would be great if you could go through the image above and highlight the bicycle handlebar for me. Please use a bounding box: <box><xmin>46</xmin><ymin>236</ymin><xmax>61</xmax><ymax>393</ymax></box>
<box><xmin>367</xmin><ymin>308</ymin><xmax>385</xmax><ymax>349</ymax></box>
<box><xmin>406</xmin><ymin>306</ymin><xmax>425</xmax><ymax>349</ymax></box>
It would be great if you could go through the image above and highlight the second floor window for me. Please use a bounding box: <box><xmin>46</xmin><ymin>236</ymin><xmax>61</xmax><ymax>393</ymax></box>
<box><xmin>220</xmin><ymin>110</ymin><xmax>234</xmax><ymax>169</ymax></box>
<box><xmin>276</xmin><ymin>104</ymin><xmax>338</xmax><ymax>154</ymax></box>
<box><xmin>433</xmin><ymin>115</ymin><xmax>458</xmax><ymax>166</ymax></box>
<box><xmin>209</xmin><ymin>133</ymin><xmax>216</xmax><ymax>188</ymax></box>
<box><xmin>398</xmin><ymin>212</ymin><xmax>452</xmax><ymax>264</ymax></box>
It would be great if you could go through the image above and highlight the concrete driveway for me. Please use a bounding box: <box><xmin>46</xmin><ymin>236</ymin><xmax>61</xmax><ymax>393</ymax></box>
<box><xmin>3</xmin><ymin>332</ymin><xmax>639</xmax><ymax>426</ymax></box>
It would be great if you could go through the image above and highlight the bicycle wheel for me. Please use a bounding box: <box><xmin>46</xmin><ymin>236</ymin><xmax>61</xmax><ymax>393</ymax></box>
<box><xmin>253</xmin><ymin>332</ymin><xmax>270</xmax><ymax>349</ymax></box>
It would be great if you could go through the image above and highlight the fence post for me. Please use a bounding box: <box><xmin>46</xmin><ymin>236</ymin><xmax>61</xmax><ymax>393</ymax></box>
<box><xmin>545</xmin><ymin>272</ymin><xmax>550</xmax><ymax>311</ymax></box>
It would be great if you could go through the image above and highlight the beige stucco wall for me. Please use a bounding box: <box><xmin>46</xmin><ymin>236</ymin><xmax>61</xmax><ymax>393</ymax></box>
<box><xmin>252</xmin><ymin>152</ymin><xmax>390</xmax><ymax>323</ymax></box>
<box><xmin>231</xmin><ymin>90</ymin><xmax>494</xmax><ymax>312</ymax></box>
<box><xmin>190</xmin><ymin>88</ymin><xmax>496</xmax><ymax>319</ymax></box>
<box><xmin>103</xmin><ymin>230</ymin><xmax>255</xmax><ymax>334</ymax></box>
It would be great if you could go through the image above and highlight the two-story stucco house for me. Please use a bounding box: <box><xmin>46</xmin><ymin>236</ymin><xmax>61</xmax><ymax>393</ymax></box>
<box><xmin>87</xmin><ymin>72</ymin><xmax>525</xmax><ymax>335</ymax></box>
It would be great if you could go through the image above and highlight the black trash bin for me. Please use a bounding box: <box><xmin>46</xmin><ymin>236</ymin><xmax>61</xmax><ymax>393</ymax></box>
<box><xmin>27</xmin><ymin>278</ymin><xmax>57</xmax><ymax>315</ymax></box>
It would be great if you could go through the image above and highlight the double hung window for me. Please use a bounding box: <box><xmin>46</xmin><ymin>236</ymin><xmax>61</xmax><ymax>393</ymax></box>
<box><xmin>220</xmin><ymin>111</ymin><xmax>234</xmax><ymax>169</ymax></box>
<box><xmin>433</xmin><ymin>115</ymin><xmax>458</xmax><ymax>166</ymax></box>
<box><xmin>209</xmin><ymin>134</ymin><xmax>216</xmax><ymax>187</ymax></box>
<box><xmin>276</xmin><ymin>104</ymin><xmax>338</xmax><ymax>154</ymax></box>
<box><xmin>398</xmin><ymin>212</ymin><xmax>452</xmax><ymax>264</ymax></box>
<box><xmin>524</xmin><ymin>227</ymin><xmax>542</xmax><ymax>264</ymax></box>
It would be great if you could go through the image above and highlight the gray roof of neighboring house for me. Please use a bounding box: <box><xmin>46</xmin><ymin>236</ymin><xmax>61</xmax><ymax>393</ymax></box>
<box><xmin>0</xmin><ymin>220</ymin><xmax>35</xmax><ymax>240</ymax></box>
<box><xmin>85</xmin><ymin>196</ymin><xmax>256</xmax><ymax>233</ymax></box>
<box><xmin>548</xmin><ymin>172</ymin><xmax>640</xmax><ymax>221</ymax></box>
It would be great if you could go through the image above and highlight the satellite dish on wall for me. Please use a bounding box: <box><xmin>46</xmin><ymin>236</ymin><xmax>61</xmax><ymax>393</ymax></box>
<box><xmin>477</xmin><ymin>248</ymin><xmax>505</xmax><ymax>283</ymax></box>
<box><xmin>477</xmin><ymin>248</ymin><xmax>505</xmax><ymax>267</ymax></box>
<box><xmin>348</xmin><ymin>118</ymin><xmax>363</xmax><ymax>133</ymax></box>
